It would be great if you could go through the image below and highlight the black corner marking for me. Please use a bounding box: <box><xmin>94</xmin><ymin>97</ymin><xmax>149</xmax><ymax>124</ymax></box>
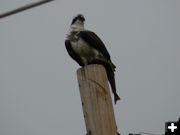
<box><xmin>165</xmin><ymin>118</ymin><xmax>180</xmax><ymax>135</ymax></box>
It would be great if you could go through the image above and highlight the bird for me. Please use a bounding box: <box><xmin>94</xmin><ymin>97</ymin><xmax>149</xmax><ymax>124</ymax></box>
<box><xmin>65</xmin><ymin>14</ymin><xmax>120</xmax><ymax>104</ymax></box>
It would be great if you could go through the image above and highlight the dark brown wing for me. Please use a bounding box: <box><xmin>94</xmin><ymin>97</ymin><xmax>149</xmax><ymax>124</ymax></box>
<box><xmin>79</xmin><ymin>31</ymin><xmax>111</xmax><ymax>60</ymax></box>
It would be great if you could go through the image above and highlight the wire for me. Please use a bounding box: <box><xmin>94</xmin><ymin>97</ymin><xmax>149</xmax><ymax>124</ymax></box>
<box><xmin>139</xmin><ymin>132</ymin><xmax>162</xmax><ymax>135</ymax></box>
<box><xmin>0</xmin><ymin>0</ymin><xmax>55</xmax><ymax>19</ymax></box>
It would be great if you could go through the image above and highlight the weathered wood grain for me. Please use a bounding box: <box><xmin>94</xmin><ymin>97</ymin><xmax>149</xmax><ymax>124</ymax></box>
<box><xmin>77</xmin><ymin>64</ymin><xmax>117</xmax><ymax>135</ymax></box>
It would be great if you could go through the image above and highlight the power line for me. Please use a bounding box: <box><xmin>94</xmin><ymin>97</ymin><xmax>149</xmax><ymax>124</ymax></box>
<box><xmin>139</xmin><ymin>132</ymin><xmax>162</xmax><ymax>135</ymax></box>
<box><xmin>0</xmin><ymin>0</ymin><xmax>55</xmax><ymax>19</ymax></box>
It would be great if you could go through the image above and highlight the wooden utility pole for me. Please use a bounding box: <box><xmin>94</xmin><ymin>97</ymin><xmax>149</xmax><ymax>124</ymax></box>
<box><xmin>77</xmin><ymin>64</ymin><xmax>118</xmax><ymax>135</ymax></box>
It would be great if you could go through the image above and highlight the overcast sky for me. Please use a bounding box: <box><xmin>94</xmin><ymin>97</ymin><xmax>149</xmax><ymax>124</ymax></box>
<box><xmin>0</xmin><ymin>0</ymin><xmax>180</xmax><ymax>135</ymax></box>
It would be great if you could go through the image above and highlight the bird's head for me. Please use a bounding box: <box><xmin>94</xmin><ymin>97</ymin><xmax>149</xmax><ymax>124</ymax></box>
<box><xmin>71</xmin><ymin>14</ymin><xmax>85</xmax><ymax>26</ymax></box>
<box><xmin>67</xmin><ymin>14</ymin><xmax>85</xmax><ymax>36</ymax></box>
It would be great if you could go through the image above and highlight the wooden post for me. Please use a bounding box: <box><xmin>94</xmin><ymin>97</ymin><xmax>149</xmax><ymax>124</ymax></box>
<box><xmin>77</xmin><ymin>64</ymin><xmax>117</xmax><ymax>135</ymax></box>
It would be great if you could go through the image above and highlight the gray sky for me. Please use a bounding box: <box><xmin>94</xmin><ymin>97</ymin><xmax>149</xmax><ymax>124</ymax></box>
<box><xmin>0</xmin><ymin>0</ymin><xmax>180</xmax><ymax>135</ymax></box>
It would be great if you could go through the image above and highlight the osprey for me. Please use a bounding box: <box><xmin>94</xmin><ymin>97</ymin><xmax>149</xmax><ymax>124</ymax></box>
<box><xmin>65</xmin><ymin>14</ymin><xmax>120</xmax><ymax>104</ymax></box>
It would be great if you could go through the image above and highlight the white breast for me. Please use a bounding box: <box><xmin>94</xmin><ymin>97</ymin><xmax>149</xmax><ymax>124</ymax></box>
<box><xmin>71</xmin><ymin>38</ymin><xmax>99</xmax><ymax>64</ymax></box>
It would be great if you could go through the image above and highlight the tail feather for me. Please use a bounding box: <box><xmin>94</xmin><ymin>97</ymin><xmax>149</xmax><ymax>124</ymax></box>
<box><xmin>105</xmin><ymin>64</ymin><xmax>120</xmax><ymax>104</ymax></box>
<box><xmin>89</xmin><ymin>59</ymin><xmax>120</xmax><ymax>104</ymax></box>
